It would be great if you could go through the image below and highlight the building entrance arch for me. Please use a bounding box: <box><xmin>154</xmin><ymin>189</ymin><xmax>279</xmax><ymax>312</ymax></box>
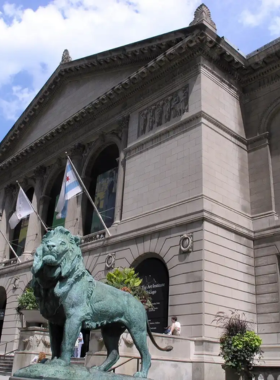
<box><xmin>135</xmin><ymin>257</ymin><xmax>169</xmax><ymax>334</ymax></box>
<box><xmin>0</xmin><ymin>287</ymin><xmax>6</xmax><ymax>342</ymax></box>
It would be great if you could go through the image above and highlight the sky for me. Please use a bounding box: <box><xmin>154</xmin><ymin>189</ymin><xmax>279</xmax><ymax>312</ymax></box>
<box><xmin>0</xmin><ymin>0</ymin><xmax>280</xmax><ymax>143</ymax></box>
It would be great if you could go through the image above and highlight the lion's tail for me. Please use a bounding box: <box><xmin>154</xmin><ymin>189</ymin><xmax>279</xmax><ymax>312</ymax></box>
<box><xmin>146</xmin><ymin>319</ymin><xmax>173</xmax><ymax>352</ymax></box>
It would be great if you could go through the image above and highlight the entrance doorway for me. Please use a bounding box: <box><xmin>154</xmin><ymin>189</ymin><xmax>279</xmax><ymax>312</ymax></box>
<box><xmin>135</xmin><ymin>258</ymin><xmax>169</xmax><ymax>334</ymax></box>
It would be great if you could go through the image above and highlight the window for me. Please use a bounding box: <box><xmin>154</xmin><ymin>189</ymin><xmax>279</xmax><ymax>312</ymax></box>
<box><xmin>11</xmin><ymin>187</ymin><xmax>34</xmax><ymax>258</ymax></box>
<box><xmin>84</xmin><ymin>144</ymin><xmax>119</xmax><ymax>235</ymax></box>
<box><xmin>46</xmin><ymin>171</ymin><xmax>65</xmax><ymax>229</ymax></box>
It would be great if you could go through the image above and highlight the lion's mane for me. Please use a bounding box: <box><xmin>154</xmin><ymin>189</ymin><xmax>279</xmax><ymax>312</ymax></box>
<box><xmin>32</xmin><ymin>226</ymin><xmax>86</xmax><ymax>320</ymax></box>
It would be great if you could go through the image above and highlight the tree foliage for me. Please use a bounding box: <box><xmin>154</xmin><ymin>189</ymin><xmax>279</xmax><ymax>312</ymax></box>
<box><xmin>213</xmin><ymin>310</ymin><xmax>263</xmax><ymax>375</ymax></box>
<box><xmin>17</xmin><ymin>287</ymin><xmax>38</xmax><ymax>311</ymax></box>
<box><xmin>105</xmin><ymin>267</ymin><xmax>153</xmax><ymax>309</ymax></box>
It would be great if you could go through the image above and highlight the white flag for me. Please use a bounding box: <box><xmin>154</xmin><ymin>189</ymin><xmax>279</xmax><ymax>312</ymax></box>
<box><xmin>55</xmin><ymin>160</ymin><xmax>82</xmax><ymax>219</ymax></box>
<box><xmin>9</xmin><ymin>187</ymin><xmax>34</xmax><ymax>229</ymax></box>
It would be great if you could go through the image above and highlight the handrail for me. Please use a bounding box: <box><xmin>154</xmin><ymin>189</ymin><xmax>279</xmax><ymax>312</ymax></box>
<box><xmin>110</xmin><ymin>357</ymin><xmax>140</xmax><ymax>373</ymax></box>
<box><xmin>4</xmin><ymin>348</ymin><xmax>18</xmax><ymax>357</ymax></box>
<box><xmin>0</xmin><ymin>339</ymin><xmax>18</xmax><ymax>347</ymax></box>
<box><xmin>0</xmin><ymin>339</ymin><xmax>19</xmax><ymax>356</ymax></box>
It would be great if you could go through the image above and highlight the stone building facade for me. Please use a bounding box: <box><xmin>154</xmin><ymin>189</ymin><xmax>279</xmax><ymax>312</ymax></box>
<box><xmin>0</xmin><ymin>4</ymin><xmax>280</xmax><ymax>378</ymax></box>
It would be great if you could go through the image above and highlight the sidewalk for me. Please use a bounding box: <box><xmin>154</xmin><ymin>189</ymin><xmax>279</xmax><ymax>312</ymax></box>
<box><xmin>0</xmin><ymin>375</ymin><xmax>9</xmax><ymax>380</ymax></box>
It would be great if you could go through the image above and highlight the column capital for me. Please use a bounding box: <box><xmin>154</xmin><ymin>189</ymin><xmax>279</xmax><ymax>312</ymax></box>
<box><xmin>39</xmin><ymin>194</ymin><xmax>51</xmax><ymax>207</ymax></box>
<box><xmin>69</xmin><ymin>143</ymin><xmax>86</xmax><ymax>158</ymax></box>
<box><xmin>118</xmin><ymin>115</ymin><xmax>130</xmax><ymax>130</ymax></box>
<box><xmin>33</xmin><ymin>165</ymin><xmax>46</xmax><ymax>179</ymax></box>
<box><xmin>4</xmin><ymin>184</ymin><xmax>17</xmax><ymax>200</ymax></box>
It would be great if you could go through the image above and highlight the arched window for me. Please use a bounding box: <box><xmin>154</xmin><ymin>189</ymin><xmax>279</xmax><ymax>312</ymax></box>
<box><xmin>84</xmin><ymin>144</ymin><xmax>119</xmax><ymax>235</ymax></box>
<box><xmin>0</xmin><ymin>287</ymin><xmax>6</xmax><ymax>342</ymax></box>
<box><xmin>11</xmin><ymin>187</ymin><xmax>34</xmax><ymax>258</ymax></box>
<box><xmin>135</xmin><ymin>258</ymin><xmax>169</xmax><ymax>334</ymax></box>
<box><xmin>46</xmin><ymin>171</ymin><xmax>65</xmax><ymax>229</ymax></box>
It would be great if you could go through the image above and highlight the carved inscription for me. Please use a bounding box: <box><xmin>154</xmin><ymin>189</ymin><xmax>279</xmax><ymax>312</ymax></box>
<box><xmin>258</xmin><ymin>71</ymin><xmax>280</xmax><ymax>87</ymax></box>
<box><xmin>138</xmin><ymin>85</ymin><xmax>189</xmax><ymax>137</ymax></box>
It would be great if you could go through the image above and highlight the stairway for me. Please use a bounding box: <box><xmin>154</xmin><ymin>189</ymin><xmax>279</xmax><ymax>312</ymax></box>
<box><xmin>0</xmin><ymin>354</ymin><xmax>13</xmax><ymax>375</ymax></box>
<box><xmin>70</xmin><ymin>357</ymin><xmax>85</xmax><ymax>366</ymax></box>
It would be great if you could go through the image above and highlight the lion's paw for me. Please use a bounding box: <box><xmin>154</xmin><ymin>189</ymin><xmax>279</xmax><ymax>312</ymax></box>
<box><xmin>133</xmin><ymin>371</ymin><xmax>147</xmax><ymax>378</ymax></box>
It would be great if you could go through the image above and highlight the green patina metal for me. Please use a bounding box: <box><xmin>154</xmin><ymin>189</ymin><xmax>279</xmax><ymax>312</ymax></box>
<box><xmin>14</xmin><ymin>227</ymin><xmax>172</xmax><ymax>379</ymax></box>
<box><xmin>13</xmin><ymin>362</ymin><xmax>153</xmax><ymax>380</ymax></box>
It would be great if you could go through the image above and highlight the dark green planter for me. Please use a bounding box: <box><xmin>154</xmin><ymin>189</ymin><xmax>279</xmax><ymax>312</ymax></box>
<box><xmin>225</xmin><ymin>368</ymin><xmax>252</xmax><ymax>380</ymax></box>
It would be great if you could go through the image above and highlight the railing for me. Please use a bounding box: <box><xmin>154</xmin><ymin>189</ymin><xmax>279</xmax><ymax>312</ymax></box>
<box><xmin>252</xmin><ymin>367</ymin><xmax>280</xmax><ymax>380</ymax></box>
<box><xmin>109</xmin><ymin>357</ymin><xmax>140</xmax><ymax>373</ymax></box>
<box><xmin>0</xmin><ymin>339</ymin><xmax>19</xmax><ymax>356</ymax></box>
<box><xmin>81</xmin><ymin>230</ymin><xmax>106</xmax><ymax>245</ymax></box>
<box><xmin>1</xmin><ymin>258</ymin><xmax>18</xmax><ymax>267</ymax></box>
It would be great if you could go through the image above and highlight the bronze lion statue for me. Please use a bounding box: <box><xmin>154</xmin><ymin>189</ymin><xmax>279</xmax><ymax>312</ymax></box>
<box><xmin>32</xmin><ymin>227</ymin><xmax>172</xmax><ymax>378</ymax></box>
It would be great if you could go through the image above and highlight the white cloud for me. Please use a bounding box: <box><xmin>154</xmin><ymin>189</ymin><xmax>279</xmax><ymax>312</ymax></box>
<box><xmin>0</xmin><ymin>86</ymin><xmax>36</xmax><ymax>121</ymax></box>
<box><xmin>240</xmin><ymin>0</ymin><xmax>280</xmax><ymax>31</ymax></box>
<box><xmin>270</xmin><ymin>15</ymin><xmax>280</xmax><ymax>34</ymax></box>
<box><xmin>0</xmin><ymin>0</ymin><xmax>200</xmax><ymax>123</ymax></box>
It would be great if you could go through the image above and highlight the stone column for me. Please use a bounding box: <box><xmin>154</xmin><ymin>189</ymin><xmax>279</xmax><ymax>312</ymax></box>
<box><xmin>113</xmin><ymin>116</ymin><xmax>129</xmax><ymax>225</ymax></box>
<box><xmin>0</xmin><ymin>185</ymin><xmax>17</xmax><ymax>260</ymax></box>
<box><xmin>39</xmin><ymin>195</ymin><xmax>51</xmax><ymax>233</ymax></box>
<box><xmin>22</xmin><ymin>167</ymin><xmax>46</xmax><ymax>261</ymax></box>
<box><xmin>65</xmin><ymin>144</ymin><xmax>85</xmax><ymax>235</ymax></box>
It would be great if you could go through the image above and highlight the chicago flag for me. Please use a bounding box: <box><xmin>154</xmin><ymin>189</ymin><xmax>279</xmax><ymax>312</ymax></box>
<box><xmin>55</xmin><ymin>160</ymin><xmax>82</xmax><ymax>219</ymax></box>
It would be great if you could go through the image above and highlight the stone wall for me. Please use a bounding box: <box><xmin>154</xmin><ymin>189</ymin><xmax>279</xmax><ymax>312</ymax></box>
<box><xmin>84</xmin><ymin>222</ymin><xmax>204</xmax><ymax>338</ymax></box>
<box><xmin>123</xmin><ymin>125</ymin><xmax>202</xmax><ymax>219</ymax></box>
<box><xmin>203</xmin><ymin>221</ymin><xmax>256</xmax><ymax>339</ymax></box>
<box><xmin>0</xmin><ymin>262</ymin><xmax>32</xmax><ymax>353</ymax></box>
<box><xmin>254</xmin><ymin>237</ymin><xmax>280</xmax><ymax>345</ymax></box>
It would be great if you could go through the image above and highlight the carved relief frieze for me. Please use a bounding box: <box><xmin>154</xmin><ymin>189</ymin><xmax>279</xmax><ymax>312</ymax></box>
<box><xmin>138</xmin><ymin>85</ymin><xmax>189</xmax><ymax>137</ymax></box>
<box><xmin>244</xmin><ymin>68</ymin><xmax>280</xmax><ymax>93</ymax></box>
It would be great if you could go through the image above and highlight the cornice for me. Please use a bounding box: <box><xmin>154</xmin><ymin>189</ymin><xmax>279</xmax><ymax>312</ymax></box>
<box><xmin>2</xmin><ymin>23</ymin><xmax>280</xmax><ymax>165</ymax></box>
<box><xmin>0</xmin><ymin>29</ymin><xmax>205</xmax><ymax>169</ymax></box>
<box><xmin>0</xmin><ymin>35</ymin><xmax>189</xmax><ymax>158</ymax></box>
<box><xmin>0</xmin><ymin>25</ymin><xmax>246</xmax><ymax>161</ymax></box>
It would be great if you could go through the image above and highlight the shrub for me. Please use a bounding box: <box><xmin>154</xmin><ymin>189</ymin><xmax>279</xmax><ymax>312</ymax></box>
<box><xmin>17</xmin><ymin>287</ymin><xmax>38</xmax><ymax>311</ymax></box>
<box><xmin>105</xmin><ymin>268</ymin><xmax>153</xmax><ymax>309</ymax></box>
<box><xmin>213</xmin><ymin>310</ymin><xmax>263</xmax><ymax>375</ymax></box>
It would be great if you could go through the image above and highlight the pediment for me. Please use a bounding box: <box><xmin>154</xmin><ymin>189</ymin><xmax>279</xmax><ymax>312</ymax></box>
<box><xmin>4</xmin><ymin>63</ymin><xmax>144</xmax><ymax>157</ymax></box>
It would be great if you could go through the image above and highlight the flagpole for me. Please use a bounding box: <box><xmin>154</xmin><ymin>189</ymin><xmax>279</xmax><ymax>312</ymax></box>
<box><xmin>16</xmin><ymin>182</ymin><xmax>48</xmax><ymax>233</ymax></box>
<box><xmin>0</xmin><ymin>230</ymin><xmax>21</xmax><ymax>263</ymax></box>
<box><xmin>65</xmin><ymin>153</ymin><xmax>112</xmax><ymax>237</ymax></box>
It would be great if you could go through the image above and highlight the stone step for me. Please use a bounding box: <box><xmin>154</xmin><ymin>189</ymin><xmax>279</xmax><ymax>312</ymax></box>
<box><xmin>0</xmin><ymin>354</ymin><xmax>14</xmax><ymax>375</ymax></box>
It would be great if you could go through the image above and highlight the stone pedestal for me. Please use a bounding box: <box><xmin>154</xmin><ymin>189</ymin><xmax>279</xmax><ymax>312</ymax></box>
<box><xmin>12</xmin><ymin>327</ymin><xmax>51</xmax><ymax>375</ymax></box>
<box><xmin>85</xmin><ymin>332</ymin><xmax>225</xmax><ymax>380</ymax></box>
<box><xmin>11</xmin><ymin>364</ymin><xmax>153</xmax><ymax>380</ymax></box>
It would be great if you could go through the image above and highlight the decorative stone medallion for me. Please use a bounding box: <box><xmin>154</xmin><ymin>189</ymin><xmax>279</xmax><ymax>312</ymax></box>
<box><xmin>105</xmin><ymin>253</ymin><xmax>116</xmax><ymax>269</ymax></box>
<box><xmin>179</xmin><ymin>234</ymin><xmax>193</xmax><ymax>253</ymax></box>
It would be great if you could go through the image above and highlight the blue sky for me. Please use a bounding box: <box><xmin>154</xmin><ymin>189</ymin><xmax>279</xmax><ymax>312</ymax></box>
<box><xmin>0</xmin><ymin>0</ymin><xmax>280</xmax><ymax>143</ymax></box>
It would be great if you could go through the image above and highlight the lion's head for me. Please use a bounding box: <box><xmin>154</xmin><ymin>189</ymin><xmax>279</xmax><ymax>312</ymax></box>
<box><xmin>32</xmin><ymin>226</ymin><xmax>82</xmax><ymax>283</ymax></box>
